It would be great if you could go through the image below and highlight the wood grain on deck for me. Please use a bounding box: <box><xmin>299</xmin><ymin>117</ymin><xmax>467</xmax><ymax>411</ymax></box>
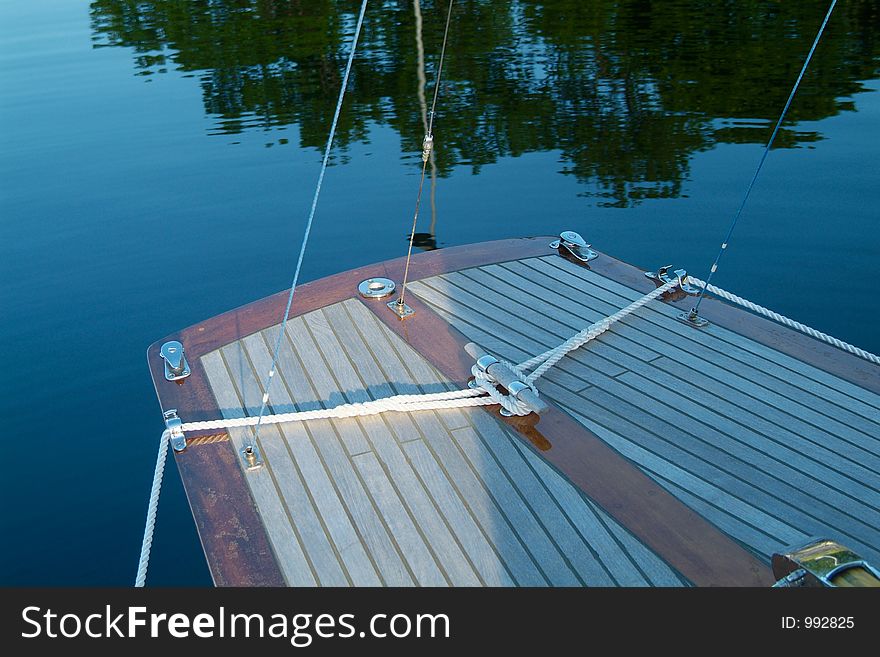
<box><xmin>201</xmin><ymin>298</ymin><xmax>683</xmax><ymax>587</ymax></box>
<box><xmin>407</xmin><ymin>255</ymin><xmax>880</xmax><ymax>566</ymax></box>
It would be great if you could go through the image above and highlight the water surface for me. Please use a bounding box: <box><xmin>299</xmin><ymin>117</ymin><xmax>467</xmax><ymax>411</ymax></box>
<box><xmin>1</xmin><ymin>0</ymin><xmax>878</xmax><ymax>585</ymax></box>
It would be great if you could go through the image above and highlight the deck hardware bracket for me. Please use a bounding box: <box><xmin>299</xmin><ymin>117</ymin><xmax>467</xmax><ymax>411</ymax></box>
<box><xmin>160</xmin><ymin>341</ymin><xmax>191</xmax><ymax>382</ymax></box>
<box><xmin>677</xmin><ymin>308</ymin><xmax>709</xmax><ymax>328</ymax></box>
<box><xmin>499</xmin><ymin>380</ymin><xmax>532</xmax><ymax>417</ymax></box>
<box><xmin>241</xmin><ymin>443</ymin><xmax>264</xmax><ymax>471</ymax></box>
<box><xmin>645</xmin><ymin>265</ymin><xmax>704</xmax><ymax>296</ymax></box>
<box><xmin>358</xmin><ymin>277</ymin><xmax>396</xmax><ymax>299</ymax></box>
<box><xmin>550</xmin><ymin>230</ymin><xmax>597</xmax><ymax>263</ymax></box>
<box><xmin>772</xmin><ymin>538</ymin><xmax>880</xmax><ymax>588</ymax></box>
<box><xmin>163</xmin><ymin>409</ymin><xmax>187</xmax><ymax>452</ymax></box>
<box><xmin>464</xmin><ymin>343</ymin><xmax>550</xmax><ymax>416</ymax></box>
<box><xmin>474</xmin><ymin>354</ymin><xmax>500</xmax><ymax>378</ymax></box>
<box><xmin>387</xmin><ymin>298</ymin><xmax>415</xmax><ymax>320</ymax></box>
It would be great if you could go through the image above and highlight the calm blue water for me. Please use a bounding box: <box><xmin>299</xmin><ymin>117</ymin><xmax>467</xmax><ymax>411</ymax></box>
<box><xmin>1</xmin><ymin>0</ymin><xmax>878</xmax><ymax>585</ymax></box>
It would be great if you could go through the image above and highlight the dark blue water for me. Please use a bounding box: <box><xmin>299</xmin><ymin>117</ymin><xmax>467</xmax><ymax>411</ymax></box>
<box><xmin>2</xmin><ymin>0</ymin><xmax>878</xmax><ymax>585</ymax></box>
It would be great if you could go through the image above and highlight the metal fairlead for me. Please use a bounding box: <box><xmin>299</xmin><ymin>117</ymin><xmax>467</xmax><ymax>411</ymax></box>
<box><xmin>241</xmin><ymin>443</ymin><xmax>264</xmax><ymax>471</ymax></box>
<box><xmin>160</xmin><ymin>341</ymin><xmax>191</xmax><ymax>381</ymax></box>
<box><xmin>163</xmin><ymin>409</ymin><xmax>187</xmax><ymax>452</ymax></box>
<box><xmin>645</xmin><ymin>265</ymin><xmax>710</xmax><ymax>327</ymax></box>
<box><xmin>550</xmin><ymin>231</ymin><xmax>597</xmax><ymax>263</ymax></box>
<box><xmin>644</xmin><ymin>265</ymin><xmax>704</xmax><ymax>295</ymax></box>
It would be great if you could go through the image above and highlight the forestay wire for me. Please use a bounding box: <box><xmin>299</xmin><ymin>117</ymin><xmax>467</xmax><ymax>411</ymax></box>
<box><xmin>135</xmin><ymin>0</ymin><xmax>370</xmax><ymax>587</ymax></box>
<box><xmin>691</xmin><ymin>0</ymin><xmax>838</xmax><ymax>317</ymax></box>
<box><xmin>397</xmin><ymin>0</ymin><xmax>455</xmax><ymax>309</ymax></box>
<box><xmin>247</xmin><ymin>0</ymin><xmax>370</xmax><ymax>452</ymax></box>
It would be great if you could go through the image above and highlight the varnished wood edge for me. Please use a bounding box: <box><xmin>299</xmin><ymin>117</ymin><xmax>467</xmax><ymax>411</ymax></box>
<box><xmin>581</xmin><ymin>252</ymin><xmax>880</xmax><ymax>395</ymax></box>
<box><xmin>146</xmin><ymin>351</ymin><xmax>286</xmax><ymax>587</ymax></box>
<box><xmin>149</xmin><ymin>237</ymin><xmax>553</xmax><ymax>363</ymax></box>
<box><xmin>359</xmin><ymin>293</ymin><xmax>775</xmax><ymax>587</ymax></box>
<box><xmin>147</xmin><ymin>236</ymin><xmax>874</xmax><ymax>587</ymax></box>
<box><xmin>147</xmin><ymin>237</ymin><xmax>552</xmax><ymax>586</ymax></box>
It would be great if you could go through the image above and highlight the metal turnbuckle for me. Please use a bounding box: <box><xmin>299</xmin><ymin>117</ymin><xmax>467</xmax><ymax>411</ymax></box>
<box><xmin>550</xmin><ymin>230</ymin><xmax>598</xmax><ymax>264</ymax></box>
<box><xmin>163</xmin><ymin>409</ymin><xmax>187</xmax><ymax>452</ymax></box>
<box><xmin>421</xmin><ymin>134</ymin><xmax>434</xmax><ymax>163</ymax></box>
<box><xmin>160</xmin><ymin>341</ymin><xmax>191</xmax><ymax>382</ymax></box>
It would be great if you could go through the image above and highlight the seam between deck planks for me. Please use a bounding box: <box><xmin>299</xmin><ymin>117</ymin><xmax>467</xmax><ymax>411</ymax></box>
<box><xmin>522</xmin><ymin>260</ymin><xmax>880</xmax><ymax>447</ymax></box>
<box><xmin>527</xmin><ymin>256</ymin><xmax>880</xmax><ymax>420</ymax></box>
<box><xmin>417</xmin><ymin>263</ymin><xmax>873</xmax><ymax>560</ymax></box>
<box><xmin>506</xmin><ymin>438</ymin><xmax>660</xmax><ymax>587</ymax></box>
<box><xmin>329</xmin><ymin>303</ymin><xmax>516</xmax><ymax>586</ymax></box>
<box><xmin>200</xmin><ymin>349</ymin><xmax>317</xmax><ymax>587</ymax></box>
<box><xmin>413</xmin><ymin>291</ymin><xmax>880</xmax><ymax>543</ymax></box>
<box><xmin>244</xmin><ymin>333</ymin><xmax>367</xmax><ymax>586</ymax></box>
<box><xmin>471</xmin><ymin>414</ymin><xmax>656</xmax><ymax>584</ymax></box>
<box><xmin>411</xmin><ymin>271</ymin><xmax>880</xmax><ymax>513</ymax></box>
<box><xmin>217</xmin><ymin>347</ymin><xmax>334</xmax><ymax>585</ymax></box>
<box><xmin>285</xmin><ymin>314</ymin><xmax>455</xmax><ymax>586</ymax></box>
<box><xmin>486</xmin><ymin>260</ymin><xmax>880</xmax><ymax>441</ymax></box>
<box><xmin>510</xmin><ymin>258</ymin><xmax>880</xmax><ymax>428</ymax></box>
<box><xmin>536</xmin><ymin>378</ymin><xmax>877</xmax><ymax>551</ymax></box>
<box><xmin>455</xmin><ymin>412</ymin><xmax>602</xmax><ymax>585</ymax></box>
<box><xmin>223</xmin><ymin>338</ymin><xmax>376</xmax><ymax>586</ymax></box>
<box><xmin>344</xmin><ymin>301</ymin><xmax>553</xmax><ymax>585</ymax></box>
<box><xmin>302</xmin><ymin>307</ymin><xmax>484</xmax><ymax>586</ymax></box>
<box><xmin>412</xmin><ymin>277</ymin><xmax>633</xmax><ymax>381</ymax></box>
<box><xmin>412</xmin><ymin>274</ymin><xmax>880</xmax><ymax>516</ymax></box>
<box><xmin>466</xmin><ymin>261</ymin><xmax>880</xmax><ymax>454</ymax></box>
<box><xmin>348</xmin><ymin>298</ymin><xmax>676</xmax><ymax>584</ymax></box>
<box><xmin>536</xmin><ymin>255</ymin><xmax>880</xmax><ymax>414</ymax></box>
<box><xmin>267</xmin><ymin>326</ymin><xmax>389</xmax><ymax>585</ymax></box>
<box><xmin>201</xmin><ymin>295</ymin><xmax>699</xmax><ymax>586</ymax></box>
<box><xmin>251</xmin><ymin>328</ymin><xmax>417</xmax><ymax>586</ymax></box>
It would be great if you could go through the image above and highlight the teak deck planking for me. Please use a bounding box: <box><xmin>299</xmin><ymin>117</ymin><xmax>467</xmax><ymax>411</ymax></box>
<box><xmin>148</xmin><ymin>238</ymin><xmax>879</xmax><ymax>586</ymax></box>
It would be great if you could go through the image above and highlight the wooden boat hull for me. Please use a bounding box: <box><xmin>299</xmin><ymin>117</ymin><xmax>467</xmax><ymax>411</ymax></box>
<box><xmin>148</xmin><ymin>237</ymin><xmax>879</xmax><ymax>586</ymax></box>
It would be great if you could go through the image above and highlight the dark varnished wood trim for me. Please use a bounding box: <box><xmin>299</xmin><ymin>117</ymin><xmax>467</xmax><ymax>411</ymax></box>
<box><xmin>146</xmin><ymin>354</ymin><xmax>285</xmax><ymax>587</ymax></box>
<box><xmin>148</xmin><ymin>238</ymin><xmax>551</xmax><ymax>586</ymax></box>
<box><xmin>360</xmin><ymin>293</ymin><xmax>775</xmax><ymax>587</ymax></box>
<box><xmin>579</xmin><ymin>251</ymin><xmax>880</xmax><ymax>396</ymax></box>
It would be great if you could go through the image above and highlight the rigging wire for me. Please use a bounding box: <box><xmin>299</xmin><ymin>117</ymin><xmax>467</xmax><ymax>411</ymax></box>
<box><xmin>690</xmin><ymin>0</ymin><xmax>838</xmax><ymax>318</ymax></box>
<box><xmin>414</xmin><ymin>0</ymin><xmax>440</xmax><ymax>243</ymax></box>
<box><xmin>247</xmin><ymin>0</ymin><xmax>369</xmax><ymax>451</ymax></box>
<box><xmin>396</xmin><ymin>0</ymin><xmax>455</xmax><ymax>310</ymax></box>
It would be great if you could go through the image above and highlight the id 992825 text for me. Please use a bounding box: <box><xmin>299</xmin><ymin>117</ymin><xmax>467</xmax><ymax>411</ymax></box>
<box><xmin>781</xmin><ymin>616</ymin><xmax>855</xmax><ymax>630</ymax></box>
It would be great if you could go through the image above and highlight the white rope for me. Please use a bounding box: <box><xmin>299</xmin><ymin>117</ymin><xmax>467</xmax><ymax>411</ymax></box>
<box><xmin>689</xmin><ymin>276</ymin><xmax>880</xmax><ymax>365</ymax></box>
<box><xmin>178</xmin><ymin>280</ymin><xmax>678</xmax><ymax>434</ymax></box>
<box><xmin>180</xmin><ymin>389</ymin><xmax>492</xmax><ymax>432</ymax></box>
<box><xmin>247</xmin><ymin>0</ymin><xmax>370</xmax><ymax>452</ymax></box>
<box><xmin>517</xmin><ymin>280</ymin><xmax>677</xmax><ymax>382</ymax></box>
<box><xmin>137</xmin><ymin>279</ymin><xmax>675</xmax><ymax>581</ymax></box>
<box><xmin>135</xmin><ymin>429</ymin><xmax>170</xmax><ymax>587</ymax></box>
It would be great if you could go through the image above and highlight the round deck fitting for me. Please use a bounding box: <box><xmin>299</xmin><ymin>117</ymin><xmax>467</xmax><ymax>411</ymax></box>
<box><xmin>358</xmin><ymin>277</ymin><xmax>396</xmax><ymax>299</ymax></box>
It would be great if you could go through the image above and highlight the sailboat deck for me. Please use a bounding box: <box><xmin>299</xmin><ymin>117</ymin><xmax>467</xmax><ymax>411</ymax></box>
<box><xmin>409</xmin><ymin>256</ymin><xmax>880</xmax><ymax>566</ymax></box>
<box><xmin>149</xmin><ymin>238</ymin><xmax>880</xmax><ymax>586</ymax></box>
<box><xmin>200</xmin><ymin>298</ymin><xmax>683</xmax><ymax>586</ymax></box>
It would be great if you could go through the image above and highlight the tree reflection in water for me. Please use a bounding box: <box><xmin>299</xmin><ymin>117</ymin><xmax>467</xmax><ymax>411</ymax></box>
<box><xmin>90</xmin><ymin>0</ymin><xmax>879</xmax><ymax>207</ymax></box>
